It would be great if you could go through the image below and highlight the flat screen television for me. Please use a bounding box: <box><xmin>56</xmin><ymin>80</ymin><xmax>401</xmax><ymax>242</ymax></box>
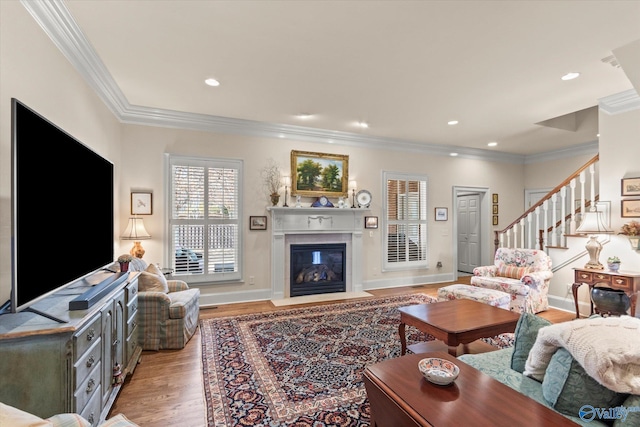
<box><xmin>6</xmin><ymin>98</ymin><xmax>115</xmax><ymax>316</ymax></box>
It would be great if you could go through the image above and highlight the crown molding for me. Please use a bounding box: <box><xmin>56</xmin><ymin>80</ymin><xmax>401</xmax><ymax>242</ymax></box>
<box><xmin>599</xmin><ymin>89</ymin><xmax>640</xmax><ymax>115</ymax></box>
<box><xmin>23</xmin><ymin>0</ymin><xmax>596</xmax><ymax>166</ymax></box>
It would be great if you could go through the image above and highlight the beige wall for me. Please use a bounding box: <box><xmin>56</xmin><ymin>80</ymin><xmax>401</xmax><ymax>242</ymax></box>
<box><xmin>2</xmin><ymin>1</ymin><xmax>629</xmax><ymax>309</ymax></box>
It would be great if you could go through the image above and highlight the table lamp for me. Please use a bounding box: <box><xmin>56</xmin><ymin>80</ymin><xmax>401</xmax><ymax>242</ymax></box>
<box><xmin>575</xmin><ymin>208</ymin><xmax>611</xmax><ymax>270</ymax></box>
<box><xmin>121</xmin><ymin>217</ymin><xmax>151</xmax><ymax>258</ymax></box>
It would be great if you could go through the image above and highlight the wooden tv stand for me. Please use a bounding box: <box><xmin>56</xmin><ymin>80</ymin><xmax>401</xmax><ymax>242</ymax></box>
<box><xmin>0</xmin><ymin>270</ymin><xmax>142</xmax><ymax>426</ymax></box>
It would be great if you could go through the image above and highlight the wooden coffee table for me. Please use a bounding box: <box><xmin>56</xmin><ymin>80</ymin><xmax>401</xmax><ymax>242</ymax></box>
<box><xmin>363</xmin><ymin>352</ymin><xmax>579</xmax><ymax>427</ymax></box>
<box><xmin>398</xmin><ymin>299</ymin><xmax>520</xmax><ymax>356</ymax></box>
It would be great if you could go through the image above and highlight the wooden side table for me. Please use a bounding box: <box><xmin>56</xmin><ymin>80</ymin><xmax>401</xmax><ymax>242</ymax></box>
<box><xmin>572</xmin><ymin>267</ymin><xmax>640</xmax><ymax>318</ymax></box>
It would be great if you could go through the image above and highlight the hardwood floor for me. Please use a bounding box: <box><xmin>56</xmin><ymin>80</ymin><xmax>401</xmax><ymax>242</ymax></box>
<box><xmin>109</xmin><ymin>277</ymin><xmax>575</xmax><ymax>426</ymax></box>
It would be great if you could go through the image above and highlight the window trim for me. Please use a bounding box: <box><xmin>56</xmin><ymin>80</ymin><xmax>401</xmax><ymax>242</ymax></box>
<box><xmin>382</xmin><ymin>171</ymin><xmax>429</xmax><ymax>272</ymax></box>
<box><xmin>165</xmin><ymin>154</ymin><xmax>243</xmax><ymax>284</ymax></box>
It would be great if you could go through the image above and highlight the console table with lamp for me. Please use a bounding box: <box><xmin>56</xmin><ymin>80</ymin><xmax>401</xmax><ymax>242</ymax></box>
<box><xmin>571</xmin><ymin>208</ymin><xmax>640</xmax><ymax>318</ymax></box>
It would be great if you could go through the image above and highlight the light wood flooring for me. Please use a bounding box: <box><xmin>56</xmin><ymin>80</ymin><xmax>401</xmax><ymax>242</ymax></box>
<box><xmin>109</xmin><ymin>277</ymin><xmax>576</xmax><ymax>426</ymax></box>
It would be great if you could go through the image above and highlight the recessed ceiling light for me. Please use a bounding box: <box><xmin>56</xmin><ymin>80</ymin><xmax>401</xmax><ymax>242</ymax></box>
<box><xmin>450</xmin><ymin>152</ymin><xmax>459</xmax><ymax>157</ymax></box>
<box><xmin>278</xmin><ymin>134</ymin><xmax>285</xmax><ymax>138</ymax></box>
<box><xmin>487</xmin><ymin>141</ymin><xmax>498</xmax><ymax>147</ymax></box>
<box><xmin>447</xmin><ymin>120</ymin><xmax>459</xmax><ymax>125</ymax></box>
<box><xmin>357</xmin><ymin>121</ymin><xmax>369</xmax><ymax>128</ymax></box>
<box><xmin>204</xmin><ymin>78</ymin><xmax>220</xmax><ymax>87</ymax></box>
<box><xmin>561</xmin><ymin>72</ymin><xmax>580</xmax><ymax>81</ymax></box>
<box><xmin>296</xmin><ymin>113</ymin><xmax>312</xmax><ymax>119</ymax></box>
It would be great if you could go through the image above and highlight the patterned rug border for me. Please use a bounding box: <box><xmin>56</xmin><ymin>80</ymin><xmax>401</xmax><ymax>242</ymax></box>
<box><xmin>200</xmin><ymin>293</ymin><xmax>438</xmax><ymax>427</ymax></box>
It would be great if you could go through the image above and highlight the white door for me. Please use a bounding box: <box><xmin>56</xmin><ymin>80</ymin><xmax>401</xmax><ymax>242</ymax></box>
<box><xmin>457</xmin><ymin>194</ymin><xmax>481</xmax><ymax>273</ymax></box>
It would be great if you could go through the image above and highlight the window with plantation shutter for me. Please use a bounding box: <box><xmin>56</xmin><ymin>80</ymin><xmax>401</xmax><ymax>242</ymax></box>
<box><xmin>383</xmin><ymin>171</ymin><xmax>428</xmax><ymax>271</ymax></box>
<box><xmin>168</xmin><ymin>155</ymin><xmax>243</xmax><ymax>283</ymax></box>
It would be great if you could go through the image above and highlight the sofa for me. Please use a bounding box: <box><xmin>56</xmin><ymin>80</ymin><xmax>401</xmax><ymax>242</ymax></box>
<box><xmin>0</xmin><ymin>402</ymin><xmax>138</xmax><ymax>427</ymax></box>
<box><xmin>458</xmin><ymin>313</ymin><xmax>640</xmax><ymax>426</ymax></box>
<box><xmin>125</xmin><ymin>258</ymin><xmax>200</xmax><ymax>350</ymax></box>
<box><xmin>471</xmin><ymin>247</ymin><xmax>552</xmax><ymax>313</ymax></box>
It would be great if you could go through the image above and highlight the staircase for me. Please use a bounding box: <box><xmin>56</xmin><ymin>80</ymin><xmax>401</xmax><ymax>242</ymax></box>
<box><xmin>494</xmin><ymin>154</ymin><xmax>602</xmax><ymax>271</ymax></box>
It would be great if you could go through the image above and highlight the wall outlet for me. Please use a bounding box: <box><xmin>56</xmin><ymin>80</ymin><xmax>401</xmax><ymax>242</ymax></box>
<box><xmin>249</xmin><ymin>276</ymin><xmax>255</xmax><ymax>285</ymax></box>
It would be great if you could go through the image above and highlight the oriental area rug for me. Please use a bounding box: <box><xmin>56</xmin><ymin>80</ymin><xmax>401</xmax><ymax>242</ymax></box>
<box><xmin>200</xmin><ymin>294</ymin><xmax>514</xmax><ymax>427</ymax></box>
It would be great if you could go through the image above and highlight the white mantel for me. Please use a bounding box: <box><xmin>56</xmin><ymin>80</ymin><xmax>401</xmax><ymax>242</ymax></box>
<box><xmin>268</xmin><ymin>207</ymin><xmax>368</xmax><ymax>299</ymax></box>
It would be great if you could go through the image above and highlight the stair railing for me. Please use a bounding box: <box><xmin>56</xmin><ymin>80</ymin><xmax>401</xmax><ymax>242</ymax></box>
<box><xmin>494</xmin><ymin>154</ymin><xmax>599</xmax><ymax>252</ymax></box>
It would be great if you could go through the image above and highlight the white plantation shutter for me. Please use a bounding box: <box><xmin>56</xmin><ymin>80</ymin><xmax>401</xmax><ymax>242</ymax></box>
<box><xmin>383</xmin><ymin>172</ymin><xmax>428</xmax><ymax>270</ymax></box>
<box><xmin>169</xmin><ymin>156</ymin><xmax>242</xmax><ymax>283</ymax></box>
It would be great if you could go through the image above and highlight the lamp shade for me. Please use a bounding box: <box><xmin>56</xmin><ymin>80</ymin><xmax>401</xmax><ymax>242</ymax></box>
<box><xmin>575</xmin><ymin>209</ymin><xmax>611</xmax><ymax>234</ymax></box>
<box><xmin>120</xmin><ymin>217</ymin><xmax>151</xmax><ymax>240</ymax></box>
<box><xmin>575</xmin><ymin>208</ymin><xmax>611</xmax><ymax>270</ymax></box>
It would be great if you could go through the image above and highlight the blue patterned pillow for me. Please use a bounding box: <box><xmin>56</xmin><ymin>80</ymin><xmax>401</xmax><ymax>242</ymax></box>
<box><xmin>542</xmin><ymin>348</ymin><xmax>628</xmax><ymax>418</ymax></box>
<box><xmin>510</xmin><ymin>313</ymin><xmax>551</xmax><ymax>373</ymax></box>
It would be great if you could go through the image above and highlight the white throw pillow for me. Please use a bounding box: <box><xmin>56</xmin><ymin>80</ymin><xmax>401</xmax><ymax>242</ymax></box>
<box><xmin>138</xmin><ymin>264</ymin><xmax>169</xmax><ymax>293</ymax></box>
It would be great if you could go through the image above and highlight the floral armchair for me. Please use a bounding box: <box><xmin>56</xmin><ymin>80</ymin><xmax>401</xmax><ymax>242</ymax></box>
<box><xmin>471</xmin><ymin>248</ymin><xmax>552</xmax><ymax>313</ymax></box>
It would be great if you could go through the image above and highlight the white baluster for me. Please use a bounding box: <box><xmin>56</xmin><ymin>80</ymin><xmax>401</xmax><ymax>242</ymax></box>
<box><xmin>569</xmin><ymin>178</ymin><xmax>576</xmax><ymax>234</ymax></box>
<box><xmin>542</xmin><ymin>200</ymin><xmax>549</xmax><ymax>249</ymax></box>
<box><xmin>560</xmin><ymin>186</ymin><xmax>566</xmax><ymax>247</ymax></box>
<box><xmin>551</xmin><ymin>193</ymin><xmax>558</xmax><ymax>247</ymax></box>
<box><xmin>526</xmin><ymin>213</ymin><xmax>533</xmax><ymax>249</ymax></box>
<box><xmin>534</xmin><ymin>206</ymin><xmax>541</xmax><ymax>250</ymax></box>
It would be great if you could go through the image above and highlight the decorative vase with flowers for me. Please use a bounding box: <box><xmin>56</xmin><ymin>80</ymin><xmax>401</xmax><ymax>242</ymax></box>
<box><xmin>619</xmin><ymin>220</ymin><xmax>640</xmax><ymax>250</ymax></box>
<box><xmin>261</xmin><ymin>158</ymin><xmax>282</xmax><ymax>206</ymax></box>
<box><xmin>606</xmin><ymin>256</ymin><xmax>621</xmax><ymax>272</ymax></box>
<box><xmin>117</xmin><ymin>254</ymin><xmax>134</xmax><ymax>272</ymax></box>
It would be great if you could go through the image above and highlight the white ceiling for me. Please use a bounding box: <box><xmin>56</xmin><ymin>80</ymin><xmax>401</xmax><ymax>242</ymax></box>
<box><xmin>55</xmin><ymin>1</ymin><xmax>640</xmax><ymax>156</ymax></box>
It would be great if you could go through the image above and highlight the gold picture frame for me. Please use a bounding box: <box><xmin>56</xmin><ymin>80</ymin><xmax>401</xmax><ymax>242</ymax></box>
<box><xmin>492</xmin><ymin>193</ymin><xmax>499</xmax><ymax>204</ymax></box>
<box><xmin>291</xmin><ymin>150</ymin><xmax>348</xmax><ymax>197</ymax></box>
<box><xmin>493</xmin><ymin>215</ymin><xmax>499</xmax><ymax>226</ymax></box>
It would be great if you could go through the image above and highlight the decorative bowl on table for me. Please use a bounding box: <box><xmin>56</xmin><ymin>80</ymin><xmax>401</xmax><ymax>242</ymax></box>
<box><xmin>418</xmin><ymin>357</ymin><xmax>460</xmax><ymax>386</ymax></box>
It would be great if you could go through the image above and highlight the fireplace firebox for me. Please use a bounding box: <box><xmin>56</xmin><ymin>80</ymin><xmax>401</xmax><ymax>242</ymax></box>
<box><xmin>290</xmin><ymin>243</ymin><xmax>346</xmax><ymax>297</ymax></box>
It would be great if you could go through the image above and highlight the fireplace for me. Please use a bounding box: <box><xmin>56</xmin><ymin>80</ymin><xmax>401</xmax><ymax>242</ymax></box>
<box><xmin>290</xmin><ymin>243</ymin><xmax>346</xmax><ymax>297</ymax></box>
<box><xmin>269</xmin><ymin>207</ymin><xmax>367</xmax><ymax>300</ymax></box>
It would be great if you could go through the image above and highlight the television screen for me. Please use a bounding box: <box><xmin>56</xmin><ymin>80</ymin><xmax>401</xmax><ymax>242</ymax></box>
<box><xmin>10</xmin><ymin>99</ymin><xmax>114</xmax><ymax>313</ymax></box>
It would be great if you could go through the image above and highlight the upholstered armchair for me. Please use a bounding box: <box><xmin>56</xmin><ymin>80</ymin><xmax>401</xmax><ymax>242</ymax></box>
<box><xmin>126</xmin><ymin>259</ymin><xmax>200</xmax><ymax>350</ymax></box>
<box><xmin>470</xmin><ymin>248</ymin><xmax>552</xmax><ymax>313</ymax></box>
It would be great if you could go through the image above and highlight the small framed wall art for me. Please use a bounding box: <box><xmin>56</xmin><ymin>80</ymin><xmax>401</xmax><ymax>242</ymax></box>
<box><xmin>131</xmin><ymin>191</ymin><xmax>152</xmax><ymax>215</ymax></box>
<box><xmin>365</xmin><ymin>216</ymin><xmax>378</xmax><ymax>229</ymax></box>
<box><xmin>250</xmin><ymin>216</ymin><xmax>267</xmax><ymax>230</ymax></box>
<box><xmin>493</xmin><ymin>215</ymin><xmax>499</xmax><ymax>226</ymax></box>
<box><xmin>492</xmin><ymin>193</ymin><xmax>499</xmax><ymax>204</ymax></box>
<box><xmin>493</xmin><ymin>205</ymin><xmax>499</xmax><ymax>215</ymax></box>
<box><xmin>622</xmin><ymin>177</ymin><xmax>640</xmax><ymax>196</ymax></box>
<box><xmin>435</xmin><ymin>207</ymin><xmax>448</xmax><ymax>221</ymax></box>
<box><xmin>621</xmin><ymin>200</ymin><xmax>640</xmax><ymax>218</ymax></box>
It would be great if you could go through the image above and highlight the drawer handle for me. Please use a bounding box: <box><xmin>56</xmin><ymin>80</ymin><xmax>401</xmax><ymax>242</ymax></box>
<box><xmin>615</xmin><ymin>279</ymin><xmax>624</xmax><ymax>285</ymax></box>
<box><xmin>132</xmin><ymin>304</ymin><xmax>137</xmax><ymax>312</ymax></box>
<box><xmin>86</xmin><ymin>355</ymin><xmax>95</xmax><ymax>368</ymax></box>
<box><xmin>132</xmin><ymin>287</ymin><xmax>137</xmax><ymax>295</ymax></box>
<box><xmin>86</xmin><ymin>378</ymin><xmax>95</xmax><ymax>393</ymax></box>
<box><xmin>595</xmin><ymin>274</ymin><xmax>605</xmax><ymax>279</ymax></box>
<box><xmin>87</xmin><ymin>413</ymin><xmax>95</xmax><ymax>424</ymax></box>
<box><xmin>86</xmin><ymin>329</ymin><xmax>95</xmax><ymax>341</ymax></box>
<box><xmin>113</xmin><ymin>339</ymin><xmax>120</xmax><ymax>346</ymax></box>
<box><xmin>132</xmin><ymin>321</ymin><xmax>137</xmax><ymax>329</ymax></box>
<box><xmin>580</xmin><ymin>273</ymin><xmax>588</xmax><ymax>279</ymax></box>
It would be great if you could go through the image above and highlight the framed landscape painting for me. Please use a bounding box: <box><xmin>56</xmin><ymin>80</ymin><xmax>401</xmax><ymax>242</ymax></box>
<box><xmin>291</xmin><ymin>150</ymin><xmax>349</xmax><ymax>197</ymax></box>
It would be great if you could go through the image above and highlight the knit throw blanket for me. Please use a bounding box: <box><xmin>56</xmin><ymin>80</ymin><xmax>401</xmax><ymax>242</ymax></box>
<box><xmin>523</xmin><ymin>315</ymin><xmax>640</xmax><ymax>394</ymax></box>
